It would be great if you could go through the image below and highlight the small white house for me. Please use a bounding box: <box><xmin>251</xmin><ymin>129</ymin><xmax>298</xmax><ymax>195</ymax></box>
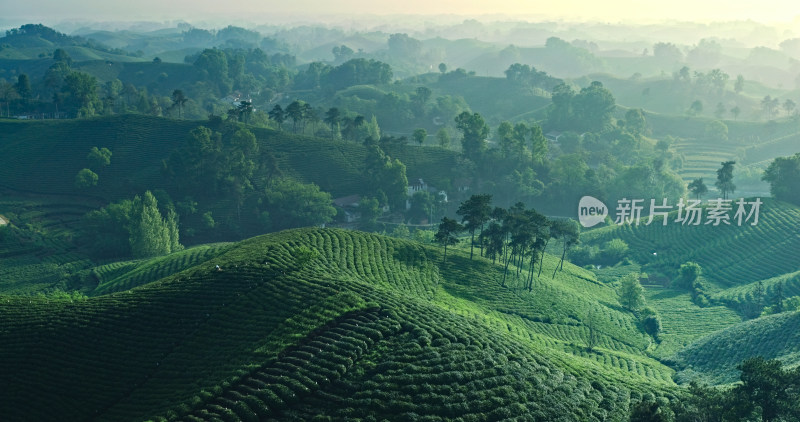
<box><xmin>545</xmin><ymin>131</ymin><xmax>563</xmax><ymax>145</ymax></box>
<box><xmin>406</xmin><ymin>178</ymin><xmax>448</xmax><ymax>210</ymax></box>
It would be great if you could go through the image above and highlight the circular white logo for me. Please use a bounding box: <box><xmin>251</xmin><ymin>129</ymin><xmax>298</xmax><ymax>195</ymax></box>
<box><xmin>578</xmin><ymin>196</ymin><xmax>608</xmax><ymax>228</ymax></box>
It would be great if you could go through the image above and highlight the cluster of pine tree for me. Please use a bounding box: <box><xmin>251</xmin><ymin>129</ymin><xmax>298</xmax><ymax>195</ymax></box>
<box><xmin>81</xmin><ymin>191</ymin><xmax>182</xmax><ymax>259</ymax></box>
<box><xmin>129</xmin><ymin>192</ymin><xmax>182</xmax><ymax>258</ymax></box>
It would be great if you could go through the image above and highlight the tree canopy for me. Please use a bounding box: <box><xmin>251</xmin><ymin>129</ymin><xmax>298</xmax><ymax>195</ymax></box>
<box><xmin>762</xmin><ymin>152</ymin><xmax>800</xmax><ymax>206</ymax></box>
<box><xmin>455</xmin><ymin>111</ymin><xmax>489</xmax><ymax>160</ymax></box>
<box><xmin>261</xmin><ymin>178</ymin><xmax>336</xmax><ymax>231</ymax></box>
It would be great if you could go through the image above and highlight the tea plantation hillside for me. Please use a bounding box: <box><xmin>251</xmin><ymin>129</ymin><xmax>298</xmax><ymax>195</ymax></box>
<box><xmin>89</xmin><ymin>243</ymin><xmax>233</xmax><ymax>295</ymax></box>
<box><xmin>0</xmin><ymin>115</ymin><xmax>458</xmax><ymax>200</ymax></box>
<box><xmin>670</xmin><ymin>311</ymin><xmax>800</xmax><ymax>385</ymax></box>
<box><xmin>0</xmin><ymin>188</ymin><xmax>103</xmax><ymax>294</ymax></box>
<box><xmin>0</xmin><ymin>228</ymin><xmax>673</xmax><ymax>421</ymax></box>
<box><xmin>582</xmin><ymin>198</ymin><xmax>800</xmax><ymax>291</ymax></box>
<box><xmin>0</xmin><ymin>115</ymin><xmax>199</xmax><ymax>199</ymax></box>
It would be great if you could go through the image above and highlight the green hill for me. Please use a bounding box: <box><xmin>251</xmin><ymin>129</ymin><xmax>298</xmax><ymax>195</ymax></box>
<box><xmin>582</xmin><ymin>198</ymin><xmax>800</xmax><ymax>291</ymax></box>
<box><xmin>0</xmin><ymin>115</ymin><xmax>462</xmax><ymax>293</ymax></box>
<box><xmin>0</xmin><ymin>115</ymin><xmax>458</xmax><ymax>201</ymax></box>
<box><xmin>670</xmin><ymin>311</ymin><xmax>800</xmax><ymax>385</ymax></box>
<box><xmin>671</xmin><ymin>137</ymin><xmax>740</xmax><ymax>183</ymax></box>
<box><xmin>0</xmin><ymin>188</ymin><xmax>102</xmax><ymax>294</ymax></box>
<box><xmin>643</xmin><ymin>286</ymin><xmax>741</xmax><ymax>359</ymax></box>
<box><xmin>710</xmin><ymin>270</ymin><xmax>800</xmax><ymax>310</ymax></box>
<box><xmin>431</xmin><ymin>76</ymin><xmax>552</xmax><ymax>124</ymax></box>
<box><xmin>90</xmin><ymin>243</ymin><xmax>233</xmax><ymax>295</ymax></box>
<box><xmin>0</xmin><ymin>227</ymin><xmax>673</xmax><ymax>421</ymax></box>
<box><xmin>0</xmin><ymin>115</ymin><xmax>199</xmax><ymax>200</ymax></box>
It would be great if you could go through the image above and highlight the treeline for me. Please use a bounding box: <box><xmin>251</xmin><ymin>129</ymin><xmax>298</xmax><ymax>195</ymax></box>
<box><xmin>74</xmin><ymin>114</ymin><xmax>418</xmax><ymax>255</ymax></box>
<box><xmin>436</xmin><ymin>194</ymin><xmax>580</xmax><ymax>289</ymax></box>
<box><xmin>295</xmin><ymin>58</ymin><xmax>393</xmax><ymax>91</ymax></box>
<box><xmin>0</xmin><ymin>50</ymin><xmax>184</xmax><ymax>118</ymax></box>
<box><xmin>763</xmin><ymin>152</ymin><xmax>800</xmax><ymax>206</ymax></box>
<box><xmin>162</xmin><ymin>121</ymin><xmax>337</xmax><ymax>239</ymax></box>
<box><xmin>0</xmin><ymin>26</ymin><xmax>299</xmax><ymax>119</ymax></box>
<box><xmin>504</xmin><ymin>63</ymin><xmax>563</xmax><ymax>92</ymax></box>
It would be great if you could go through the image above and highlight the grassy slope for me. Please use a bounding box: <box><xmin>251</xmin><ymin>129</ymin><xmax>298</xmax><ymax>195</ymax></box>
<box><xmin>582</xmin><ymin>198</ymin><xmax>800</xmax><ymax>291</ymax></box>
<box><xmin>90</xmin><ymin>243</ymin><xmax>233</xmax><ymax>296</ymax></box>
<box><xmin>670</xmin><ymin>311</ymin><xmax>800</xmax><ymax>385</ymax></box>
<box><xmin>643</xmin><ymin>287</ymin><xmax>741</xmax><ymax>359</ymax></box>
<box><xmin>0</xmin><ymin>228</ymin><xmax>673</xmax><ymax>421</ymax></box>
<box><xmin>0</xmin><ymin>115</ymin><xmax>459</xmax><ymax>200</ymax></box>
<box><xmin>0</xmin><ymin>190</ymin><xmax>102</xmax><ymax>294</ymax></box>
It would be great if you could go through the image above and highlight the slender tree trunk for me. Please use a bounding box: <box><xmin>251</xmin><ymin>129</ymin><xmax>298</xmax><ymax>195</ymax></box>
<box><xmin>538</xmin><ymin>238</ymin><xmax>549</xmax><ymax>278</ymax></box>
<box><xmin>469</xmin><ymin>229</ymin><xmax>475</xmax><ymax>260</ymax></box>
<box><xmin>554</xmin><ymin>242</ymin><xmax>567</xmax><ymax>279</ymax></box>
<box><xmin>502</xmin><ymin>245</ymin><xmax>514</xmax><ymax>287</ymax></box>
<box><xmin>528</xmin><ymin>252</ymin><xmax>536</xmax><ymax>291</ymax></box>
<box><xmin>478</xmin><ymin>224</ymin><xmax>485</xmax><ymax>257</ymax></box>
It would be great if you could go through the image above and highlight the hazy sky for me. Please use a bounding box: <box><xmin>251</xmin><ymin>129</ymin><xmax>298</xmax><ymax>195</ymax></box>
<box><xmin>4</xmin><ymin>0</ymin><xmax>800</xmax><ymax>24</ymax></box>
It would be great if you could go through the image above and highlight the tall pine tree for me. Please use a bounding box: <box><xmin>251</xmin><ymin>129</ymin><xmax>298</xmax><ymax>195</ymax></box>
<box><xmin>129</xmin><ymin>191</ymin><xmax>181</xmax><ymax>258</ymax></box>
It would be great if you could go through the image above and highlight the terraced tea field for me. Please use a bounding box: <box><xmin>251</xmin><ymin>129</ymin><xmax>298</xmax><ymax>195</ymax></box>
<box><xmin>710</xmin><ymin>270</ymin><xmax>800</xmax><ymax>309</ymax></box>
<box><xmin>91</xmin><ymin>243</ymin><xmax>233</xmax><ymax>295</ymax></box>
<box><xmin>643</xmin><ymin>287</ymin><xmax>741</xmax><ymax>359</ymax></box>
<box><xmin>741</xmin><ymin>132</ymin><xmax>800</xmax><ymax>166</ymax></box>
<box><xmin>0</xmin><ymin>228</ymin><xmax>674</xmax><ymax>420</ymax></box>
<box><xmin>671</xmin><ymin>311</ymin><xmax>800</xmax><ymax>385</ymax></box>
<box><xmin>583</xmin><ymin>198</ymin><xmax>800</xmax><ymax>291</ymax></box>
<box><xmin>0</xmin><ymin>191</ymin><xmax>100</xmax><ymax>293</ymax></box>
<box><xmin>672</xmin><ymin>138</ymin><xmax>740</xmax><ymax>184</ymax></box>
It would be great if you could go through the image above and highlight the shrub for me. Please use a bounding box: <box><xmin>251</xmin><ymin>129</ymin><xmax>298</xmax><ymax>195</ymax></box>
<box><xmin>600</xmin><ymin>239</ymin><xmax>629</xmax><ymax>265</ymax></box>
<box><xmin>571</xmin><ymin>245</ymin><xmax>599</xmax><ymax>266</ymax></box>
<box><xmin>74</xmin><ymin>168</ymin><xmax>98</xmax><ymax>188</ymax></box>
<box><xmin>642</xmin><ymin>315</ymin><xmax>662</xmax><ymax>338</ymax></box>
<box><xmin>675</xmin><ymin>262</ymin><xmax>702</xmax><ymax>289</ymax></box>
<box><xmin>618</xmin><ymin>273</ymin><xmax>645</xmax><ymax>310</ymax></box>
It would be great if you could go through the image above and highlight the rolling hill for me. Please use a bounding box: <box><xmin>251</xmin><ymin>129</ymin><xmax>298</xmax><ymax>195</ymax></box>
<box><xmin>582</xmin><ymin>198</ymin><xmax>800</xmax><ymax>292</ymax></box>
<box><xmin>0</xmin><ymin>115</ymin><xmax>459</xmax><ymax>201</ymax></box>
<box><xmin>580</xmin><ymin>198</ymin><xmax>800</xmax><ymax>388</ymax></box>
<box><xmin>670</xmin><ymin>310</ymin><xmax>800</xmax><ymax>385</ymax></box>
<box><xmin>0</xmin><ymin>227</ymin><xmax>673</xmax><ymax>421</ymax></box>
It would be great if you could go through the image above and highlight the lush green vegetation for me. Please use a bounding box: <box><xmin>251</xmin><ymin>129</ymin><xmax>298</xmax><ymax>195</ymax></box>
<box><xmin>582</xmin><ymin>198</ymin><xmax>800</xmax><ymax>292</ymax></box>
<box><xmin>3</xmin><ymin>17</ymin><xmax>800</xmax><ymax>421</ymax></box>
<box><xmin>670</xmin><ymin>311</ymin><xmax>800</xmax><ymax>385</ymax></box>
<box><xmin>0</xmin><ymin>227</ymin><xmax>672</xmax><ymax>420</ymax></box>
<box><xmin>91</xmin><ymin>243</ymin><xmax>232</xmax><ymax>295</ymax></box>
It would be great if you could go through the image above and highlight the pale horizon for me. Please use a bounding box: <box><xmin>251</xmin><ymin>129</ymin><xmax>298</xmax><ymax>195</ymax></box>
<box><xmin>3</xmin><ymin>0</ymin><xmax>800</xmax><ymax>27</ymax></box>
